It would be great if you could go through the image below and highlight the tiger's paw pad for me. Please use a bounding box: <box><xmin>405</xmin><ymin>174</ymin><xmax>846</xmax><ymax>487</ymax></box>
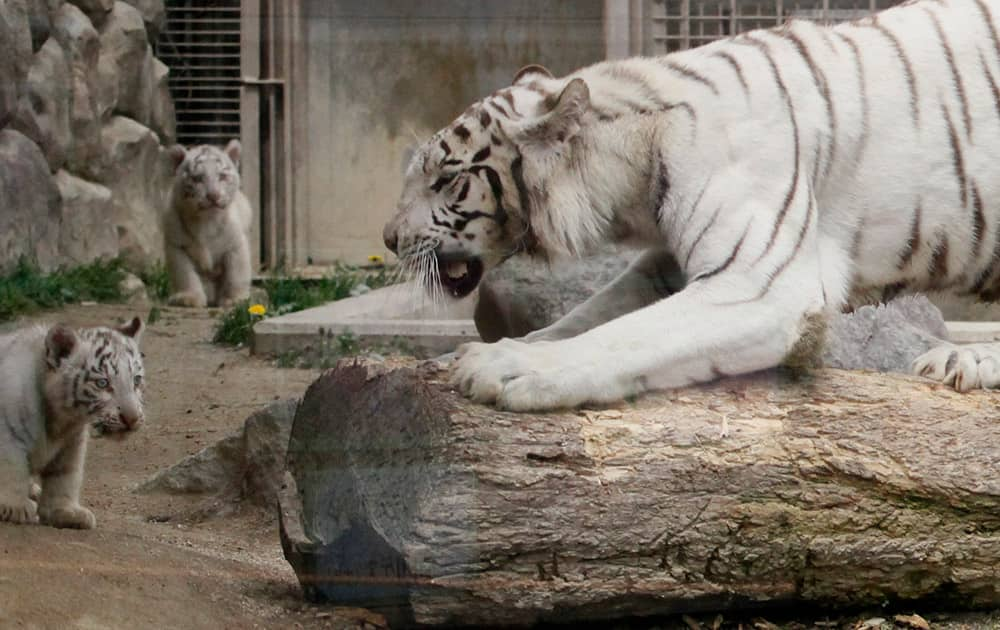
<box><xmin>0</xmin><ymin>497</ymin><xmax>39</xmax><ymax>525</ymax></box>
<box><xmin>39</xmin><ymin>504</ymin><xmax>96</xmax><ymax>530</ymax></box>
<box><xmin>912</xmin><ymin>343</ymin><xmax>1000</xmax><ymax>392</ymax></box>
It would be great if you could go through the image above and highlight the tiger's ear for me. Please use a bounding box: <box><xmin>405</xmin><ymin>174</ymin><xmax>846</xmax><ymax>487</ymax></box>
<box><xmin>513</xmin><ymin>64</ymin><xmax>553</xmax><ymax>86</ymax></box>
<box><xmin>45</xmin><ymin>324</ymin><xmax>77</xmax><ymax>369</ymax></box>
<box><xmin>224</xmin><ymin>139</ymin><xmax>241</xmax><ymax>168</ymax></box>
<box><xmin>514</xmin><ymin>78</ymin><xmax>590</xmax><ymax>145</ymax></box>
<box><xmin>168</xmin><ymin>144</ymin><xmax>187</xmax><ymax>171</ymax></box>
<box><xmin>117</xmin><ymin>316</ymin><xmax>144</xmax><ymax>342</ymax></box>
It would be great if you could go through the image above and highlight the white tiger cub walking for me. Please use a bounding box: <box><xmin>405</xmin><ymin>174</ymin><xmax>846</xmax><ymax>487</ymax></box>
<box><xmin>0</xmin><ymin>318</ymin><xmax>145</xmax><ymax>528</ymax></box>
<box><xmin>165</xmin><ymin>139</ymin><xmax>253</xmax><ymax>308</ymax></box>
<box><xmin>384</xmin><ymin>0</ymin><xmax>1000</xmax><ymax>410</ymax></box>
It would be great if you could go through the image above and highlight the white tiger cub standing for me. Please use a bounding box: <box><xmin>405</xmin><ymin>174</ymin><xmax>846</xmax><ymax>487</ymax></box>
<box><xmin>0</xmin><ymin>318</ymin><xmax>145</xmax><ymax>528</ymax></box>
<box><xmin>165</xmin><ymin>139</ymin><xmax>253</xmax><ymax>308</ymax></box>
<box><xmin>384</xmin><ymin>0</ymin><xmax>1000</xmax><ymax>411</ymax></box>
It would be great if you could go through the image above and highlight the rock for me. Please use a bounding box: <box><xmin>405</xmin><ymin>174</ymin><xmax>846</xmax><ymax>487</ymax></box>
<box><xmin>0</xmin><ymin>0</ymin><xmax>33</xmax><ymax>128</ymax></box>
<box><xmin>54</xmin><ymin>169</ymin><xmax>118</xmax><ymax>264</ymax></box>
<box><xmin>25</xmin><ymin>0</ymin><xmax>52</xmax><ymax>52</ymax></box>
<box><xmin>69</xmin><ymin>0</ymin><xmax>113</xmax><ymax>28</ymax></box>
<box><xmin>120</xmin><ymin>0</ymin><xmax>162</xmax><ymax>41</ymax></box>
<box><xmin>97</xmin><ymin>1</ymin><xmax>173</xmax><ymax>138</ymax></box>
<box><xmin>12</xmin><ymin>37</ymin><xmax>72</xmax><ymax>171</ymax></box>
<box><xmin>97</xmin><ymin>115</ymin><xmax>172</xmax><ymax>265</ymax></box>
<box><xmin>139</xmin><ymin>399</ymin><xmax>300</xmax><ymax>515</ymax></box>
<box><xmin>0</xmin><ymin>129</ymin><xmax>61</xmax><ymax>271</ymax></box>
<box><xmin>474</xmin><ymin>251</ymin><xmax>634</xmax><ymax>342</ymax></box>
<box><xmin>822</xmin><ymin>295</ymin><xmax>949</xmax><ymax>373</ymax></box>
<box><xmin>51</xmin><ymin>2</ymin><xmax>105</xmax><ymax>177</ymax></box>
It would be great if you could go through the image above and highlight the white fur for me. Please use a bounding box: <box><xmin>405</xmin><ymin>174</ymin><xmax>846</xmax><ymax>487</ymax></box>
<box><xmin>165</xmin><ymin>140</ymin><xmax>253</xmax><ymax>308</ymax></box>
<box><xmin>0</xmin><ymin>321</ymin><xmax>144</xmax><ymax>528</ymax></box>
<box><xmin>389</xmin><ymin>0</ymin><xmax>1000</xmax><ymax>410</ymax></box>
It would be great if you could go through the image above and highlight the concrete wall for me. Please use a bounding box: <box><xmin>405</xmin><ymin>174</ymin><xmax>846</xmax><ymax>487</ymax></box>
<box><xmin>294</xmin><ymin>0</ymin><xmax>605</xmax><ymax>266</ymax></box>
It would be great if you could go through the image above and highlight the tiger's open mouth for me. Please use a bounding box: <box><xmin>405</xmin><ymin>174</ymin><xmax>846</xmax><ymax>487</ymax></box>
<box><xmin>436</xmin><ymin>255</ymin><xmax>484</xmax><ymax>299</ymax></box>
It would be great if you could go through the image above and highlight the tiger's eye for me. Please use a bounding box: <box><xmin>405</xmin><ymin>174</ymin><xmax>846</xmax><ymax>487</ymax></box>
<box><xmin>95</xmin><ymin>378</ymin><xmax>110</xmax><ymax>389</ymax></box>
<box><xmin>134</xmin><ymin>375</ymin><xmax>143</xmax><ymax>388</ymax></box>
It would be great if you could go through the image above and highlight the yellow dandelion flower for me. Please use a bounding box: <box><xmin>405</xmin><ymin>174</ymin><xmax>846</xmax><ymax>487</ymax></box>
<box><xmin>367</xmin><ymin>254</ymin><xmax>385</xmax><ymax>265</ymax></box>
<box><xmin>248</xmin><ymin>304</ymin><xmax>267</xmax><ymax>316</ymax></box>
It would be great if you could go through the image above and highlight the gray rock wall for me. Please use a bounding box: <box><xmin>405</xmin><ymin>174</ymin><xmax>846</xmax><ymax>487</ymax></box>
<box><xmin>0</xmin><ymin>0</ymin><xmax>175</xmax><ymax>271</ymax></box>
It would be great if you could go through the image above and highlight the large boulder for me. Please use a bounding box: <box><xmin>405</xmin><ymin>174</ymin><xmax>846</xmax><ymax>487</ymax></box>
<box><xmin>68</xmin><ymin>0</ymin><xmax>113</xmax><ymax>28</ymax></box>
<box><xmin>0</xmin><ymin>129</ymin><xmax>61</xmax><ymax>270</ymax></box>
<box><xmin>0</xmin><ymin>0</ymin><xmax>33</xmax><ymax>128</ymax></box>
<box><xmin>12</xmin><ymin>37</ymin><xmax>72</xmax><ymax>171</ymax></box>
<box><xmin>97</xmin><ymin>1</ymin><xmax>173</xmax><ymax>142</ymax></box>
<box><xmin>51</xmin><ymin>2</ymin><xmax>105</xmax><ymax>178</ymax></box>
<box><xmin>54</xmin><ymin>169</ymin><xmax>118</xmax><ymax>264</ymax></box>
<box><xmin>25</xmin><ymin>0</ymin><xmax>54</xmax><ymax>52</ymax></box>
<box><xmin>474</xmin><ymin>251</ymin><xmax>634</xmax><ymax>342</ymax></box>
<box><xmin>139</xmin><ymin>400</ymin><xmax>301</xmax><ymax>516</ymax></box>
<box><xmin>96</xmin><ymin>115</ymin><xmax>172</xmax><ymax>265</ymax></box>
<box><xmin>120</xmin><ymin>0</ymin><xmax>162</xmax><ymax>41</ymax></box>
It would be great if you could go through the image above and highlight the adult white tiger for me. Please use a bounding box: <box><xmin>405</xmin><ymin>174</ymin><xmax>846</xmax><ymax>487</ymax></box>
<box><xmin>383</xmin><ymin>0</ymin><xmax>1000</xmax><ymax>411</ymax></box>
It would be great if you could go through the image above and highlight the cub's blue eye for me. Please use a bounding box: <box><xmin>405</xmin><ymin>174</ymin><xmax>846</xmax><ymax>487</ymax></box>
<box><xmin>95</xmin><ymin>378</ymin><xmax>110</xmax><ymax>389</ymax></box>
<box><xmin>134</xmin><ymin>375</ymin><xmax>143</xmax><ymax>387</ymax></box>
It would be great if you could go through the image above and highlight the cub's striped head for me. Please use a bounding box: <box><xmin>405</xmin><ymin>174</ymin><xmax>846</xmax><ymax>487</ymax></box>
<box><xmin>44</xmin><ymin>317</ymin><xmax>146</xmax><ymax>437</ymax></box>
<box><xmin>384</xmin><ymin>65</ymin><xmax>592</xmax><ymax>299</ymax></box>
<box><xmin>168</xmin><ymin>139</ymin><xmax>242</xmax><ymax>212</ymax></box>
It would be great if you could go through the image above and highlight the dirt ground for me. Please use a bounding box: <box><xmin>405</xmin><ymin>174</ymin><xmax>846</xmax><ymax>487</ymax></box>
<box><xmin>1</xmin><ymin>303</ymin><xmax>998</xmax><ymax>630</ymax></box>
<box><xmin>0</xmin><ymin>303</ymin><xmax>379</xmax><ymax>630</ymax></box>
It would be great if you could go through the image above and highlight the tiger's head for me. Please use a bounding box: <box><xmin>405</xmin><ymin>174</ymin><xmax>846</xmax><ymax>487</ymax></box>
<box><xmin>43</xmin><ymin>317</ymin><xmax>146</xmax><ymax>438</ymax></box>
<box><xmin>383</xmin><ymin>65</ymin><xmax>592</xmax><ymax>299</ymax></box>
<box><xmin>168</xmin><ymin>139</ymin><xmax>242</xmax><ymax>213</ymax></box>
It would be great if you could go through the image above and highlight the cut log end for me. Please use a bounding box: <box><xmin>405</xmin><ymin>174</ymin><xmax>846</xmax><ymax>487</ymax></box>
<box><xmin>280</xmin><ymin>359</ymin><xmax>1000</xmax><ymax>626</ymax></box>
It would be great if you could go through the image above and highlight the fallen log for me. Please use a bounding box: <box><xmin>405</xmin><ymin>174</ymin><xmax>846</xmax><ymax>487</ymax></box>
<box><xmin>278</xmin><ymin>359</ymin><xmax>1000</xmax><ymax>627</ymax></box>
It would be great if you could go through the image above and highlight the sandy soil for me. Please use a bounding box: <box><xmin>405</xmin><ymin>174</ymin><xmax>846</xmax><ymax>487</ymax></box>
<box><xmin>0</xmin><ymin>303</ymin><xmax>380</xmax><ymax>630</ymax></box>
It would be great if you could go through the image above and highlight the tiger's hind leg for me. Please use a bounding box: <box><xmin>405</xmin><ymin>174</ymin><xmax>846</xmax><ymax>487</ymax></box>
<box><xmin>912</xmin><ymin>343</ymin><xmax>1000</xmax><ymax>392</ymax></box>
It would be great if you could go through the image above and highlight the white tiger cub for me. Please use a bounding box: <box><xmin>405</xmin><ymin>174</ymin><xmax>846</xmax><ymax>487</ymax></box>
<box><xmin>0</xmin><ymin>318</ymin><xmax>145</xmax><ymax>528</ymax></box>
<box><xmin>165</xmin><ymin>139</ymin><xmax>253</xmax><ymax>308</ymax></box>
<box><xmin>384</xmin><ymin>0</ymin><xmax>1000</xmax><ymax>411</ymax></box>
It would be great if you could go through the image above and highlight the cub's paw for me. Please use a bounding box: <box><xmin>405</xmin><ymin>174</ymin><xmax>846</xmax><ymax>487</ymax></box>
<box><xmin>912</xmin><ymin>343</ymin><xmax>1000</xmax><ymax>392</ymax></box>
<box><xmin>0</xmin><ymin>496</ymin><xmax>39</xmax><ymax>525</ymax></box>
<box><xmin>167</xmin><ymin>291</ymin><xmax>207</xmax><ymax>308</ymax></box>
<box><xmin>39</xmin><ymin>504</ymin><xmax>96</xmax><ymax>530</ymax></box>
<box><xmin>451</xmin><ymin>339</ymin><xmax>600</xmax><ymax>411</ymax></box>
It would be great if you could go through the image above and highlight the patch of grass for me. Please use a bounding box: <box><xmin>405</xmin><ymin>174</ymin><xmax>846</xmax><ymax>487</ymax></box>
<box><xmin>0</xmin><ymin>258</ymin><xmax>128</xmax><ymax>323</ymax></box>
<box><xmin>213</xmin><ymin>264</ymin><xmax>395</xmax><ymax>347</ymax></box>
<box><xmin>212</xmin><ymin>298</ymin><xmax>256</xmax><ymax>346</ymax></box>
<box><xmin>136</xmin><ymin>260</ymin><xmax>171</xmax><ymax>302</ymax></box>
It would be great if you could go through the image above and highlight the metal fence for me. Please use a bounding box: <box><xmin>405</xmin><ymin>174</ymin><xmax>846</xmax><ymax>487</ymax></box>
<box><xmin>649</xmin><ymin>0</ymin><xmax>901</xmax><ymax>52</ymax></box>
<box><xmin>156</xmin><ymin>0</ymin><xmax>242</xmax><ymax>146</ymax></box>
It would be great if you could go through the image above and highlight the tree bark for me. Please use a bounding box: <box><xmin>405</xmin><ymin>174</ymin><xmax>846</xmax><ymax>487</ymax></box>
<box><xmin>279</xmin><ymin>360</ymin><xmax>1000</xmax><ymax>627</ymax></box>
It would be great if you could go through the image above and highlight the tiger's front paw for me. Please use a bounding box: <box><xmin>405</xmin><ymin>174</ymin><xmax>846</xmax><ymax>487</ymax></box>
<box><xmin>39</xmin><ymin>504</ymin><xmax>96</xmax><ymax>530</ymax></box>
<box><xmin>912</xmin><ymin>343</ymin><xmax>1000</xmax><ymax>392</ymax></box>
<box><xmin>167</xmin><ymin>291</ymin><xmax>207</xmax><ymax>308</ymax></box>
<box><xmin>0</xmin><ymin>496</ymin><xmax>39</xmax><ymax>525</ymax></box>
<box><xmin>451</xmin><ymin>339</ymin><xmax>605</xmax><ymax>411</ymax></box>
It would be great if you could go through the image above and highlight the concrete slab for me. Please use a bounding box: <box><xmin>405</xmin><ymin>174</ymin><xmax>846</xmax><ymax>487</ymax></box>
<box><xmin>251</xmin><ymin>282</ymin><xmax>480</xmax><ymax>357</ymax></box>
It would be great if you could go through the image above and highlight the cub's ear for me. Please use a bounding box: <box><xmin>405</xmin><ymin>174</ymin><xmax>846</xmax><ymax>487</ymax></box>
<box><xmin>513</xmin><ymin>78</ymin><xmax>590</xmax><ymax>145</ymax></box>
<box><xmin>513</xmin><ymin>64</ymin><xmax>553</xmax><ymax>86</ymax></box>
<box><xmin>117</xmin><ymin>316</ymin><xmax>144</xmax><ymax>342</ymax></box>
<box><xmin>224</xmin><ymin>139</ymin><xmax>242</xmax><ymax>168</ymax></box>
<box><xmin>45</xmin><ymin>324</ymin><xmax>77</xmax><ymax>369</ymax></box>
<box><xmin>167</xmin><ymin>144</ymin><xmax>187</xmax><ymax>170</ymax></box>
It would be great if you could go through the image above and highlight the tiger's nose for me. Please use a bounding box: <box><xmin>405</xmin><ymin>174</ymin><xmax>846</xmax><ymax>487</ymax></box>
<box><xmin>382</xmin><ymin>222</ymin><xmax>399</xmax><ymax>254</ymax></box>
<box><xmin>120</xmin><ymin>413</ymin><xmax>141</xmax><ymax>430</ymax></box>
